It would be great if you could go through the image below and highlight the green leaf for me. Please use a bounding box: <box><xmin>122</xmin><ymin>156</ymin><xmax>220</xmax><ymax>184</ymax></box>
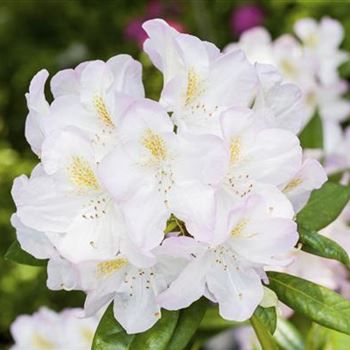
<box><xmin>299</xmin><ymin>113</ymin><xmax>323</xmax><ymax>149</ymax></box>
<box><xmin>327</xmin><ymin>170</ymin><xmax>346</xmax><ymax>183</ymax></box>
<box><xmin>5</xmin><ymin>240</ymin><xmax>47</xmax><ymax>267</ymax></box>
<box><xmin>128</xmin><ymin>310</ymin><xmax>179</xmax><ymax>350</ymax></box>
<box><xmin>267</xmin><ymin>272</ymin><xmax>350</xmax><ymax>336</ymax></box>
<box><xmin>199</xmin><ymin>306</ymin><xmax>239</xmax><ymax>331</ymax></box>
<box><xmin>325</xmin><ymin>327</ymin><xmax>350</xmax><ymax>350</ymax></box>
<box><xmin>305</xmin><ymin>323</ymin><xmax>350</xmax><ymax>350</ymax></box>
<box><xmin>254</xmin><ymin>306</ymin><xmax>277</xmax><ymax>335</ymax></box>
<box><xmin>299</xmin><ymin>225</ymin><xmax>350</xmax><ymax>268</ymax></box>
<box><xmin>167</xmin><ymin>299</ymin><xmax>208</xmax><ymax>350</ymax></box>
<box><xmin>250</xmin><ymin>314</ymin><xmax>279</xmax><ymax>350</ymax></box>
<box><xmin>273</xmin><ymin>317</ymin><xmax>304</xmax><ymax>350</ymax></box>
<box><xmin>297</xmin><ymin>182</ymin><xmax>350</xmax><ymax>231</ymax></box>
<box><xmin>92</xmin><ymin>304</ymin><xmax>179</xmax><ymax>350</ymax></box>
<box><xmin>92</xmin><ymin>304</ymin><xmax>134</xmax><ymax>350</ymax></box>
<box><xmin>305</xmin><ymin>323</ymin><xmax>329</xmax><ymax>350</ymax></box>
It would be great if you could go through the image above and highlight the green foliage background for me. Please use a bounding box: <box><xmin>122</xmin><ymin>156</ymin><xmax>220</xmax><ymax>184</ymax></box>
<box><xmin>1</xmin><ymin>0</ymin><xmax>350</xmax><ymax>347</ymax></box>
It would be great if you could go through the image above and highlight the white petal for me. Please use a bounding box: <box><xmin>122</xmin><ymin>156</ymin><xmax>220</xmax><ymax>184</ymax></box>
<box><xmin>158</xmin><ymin>253</ymin><xmax>210</xmax><ymax>310</ymax></box>
<box><xmin>207</xmin><ymin>50</ymin><xmax>257</xmax><ymax>107</ymax></box>
<box><xmin>107</xmin><ymin>54</ymin><xmax>144</xmax><ymax>97</ymax></box>
<box><xmin>113</xmin><ymin>270</ymin><xmax>161</xmax><ymax>334</ymax></box>
<box><xmin>207</xmin><ymin>262</ymin><xmax>263</xmax><ymax>321</ymax></box>
<box><xmin>11</xmin><ymin>214</ymin><xmax>55</xmax><ymax>260</ymax></box>
<box><xmin>168</xmin><ymin>183</ymin><xmax>216</xmax><ymax>242</ymax></box>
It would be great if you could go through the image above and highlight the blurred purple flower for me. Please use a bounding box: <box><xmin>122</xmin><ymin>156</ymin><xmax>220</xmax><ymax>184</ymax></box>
<box><xmin>231</xmin><ymin>4</ymin><xmax>265</xmax><ymax>36</ymax></box>
<box><xmin>124</xmin><ymin>19</ymin><xmax>148</xmax><ymax>47</ymax></box>
<box><xmin>145</xmin><ymin>0</ymin><xmax>165</xmax><ymax>18</ymax></box>
<box><xmin>124</xmin><ymin>0</ymin><xmax>184</xmax><ymax>47</ymax></box>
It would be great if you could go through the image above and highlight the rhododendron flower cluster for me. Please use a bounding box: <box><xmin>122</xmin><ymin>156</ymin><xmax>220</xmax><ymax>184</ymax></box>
<box><xmin>11</xmin><ymin>19</ymin><xmax>327</xmax><ymax>334</ymax></box>
<box><xmin>226</xmin><ymin>17</ymin><xmax>350</xmax><ymax>171</ymax></box>
<box><xmin>10</xmin><ymin>307</ymin><xmax>99</xmax><ymax>350</ymax></box>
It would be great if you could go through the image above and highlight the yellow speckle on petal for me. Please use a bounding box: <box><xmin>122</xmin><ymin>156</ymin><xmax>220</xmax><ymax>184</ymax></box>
<box><xmin>230</xmin><ymin>139</ymin><xmax>241</xmax><ymax>165</ymax></box>
<box><xmin>231</xmin><ymin>219</ymin><xmax>248</xmax><ymax>237</ymax></box>
<box><xmin>283</xmin><ymin>177</ymin><xmax>303</xmax><ymax>193</ymax></box>
<box><xmin>280</xmin><ymin>59</ymin><xmax>297</xmax><ymax>78</ymax></box>
<box><xmin>93</xmin><ymin>95</ymin><xmax>115</xmax><ymax>128</ymax></box>
<box><xmin>305</xmin><ymin>90</ymin><xmax>316</xmax><ymax>107</ymax></box>
<box><xmin>141</xmin><ymin>129</ymin><xmax>168</xmax><ymax>161</ymax></box>
<box><xmin>68</xmin><ymin>156</ymin><xmax>100</xmax><ymax>191</ymax></box>
<box><xmin>81</xmin><ymin>327</ymin><xmax>94</xmax><ymax>344</ymax></box>
<box><xmin>304</xmin><ymin>34</ymin><xmax>318</xmax><ymax>48</ymax></box>
<box><xmin>97</xmin><ymin>258</ymin><xmax>128</xmax><ymax>277</ymax></box>
<box><xmin>184</xmin><ymin>68</ymin><xmax>202</xmax><ymax>106</ymax></box>
<box><xmin>32</xmin><ymin>334</ymin><xmax>54</xmax><ymax>350</ymax></box>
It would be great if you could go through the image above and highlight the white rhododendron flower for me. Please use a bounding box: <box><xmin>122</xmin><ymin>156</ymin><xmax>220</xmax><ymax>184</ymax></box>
<box><xmin>212</xmin><ymin>107</ymin><xmax>304</xmax><ymax>208</ymax></box>
<box><xmin>10</xmin><ymin>17</ymin><xmax>332</xmax><ymax>335</ymax></box>
<box><xmin>294</xmin><ymin>17</ymin><xmax>349</xmax><ymax>85</ymax></box>
<box><xmin>158</xmin><ymin>195</ymin><xmax>298</xmax><ymax>321</ymax></box>
<box><xmin>71</xmin><ymin>245</ymin><xmax>186</xmax><ymax>334</ymax></box>
<box><xmin>10</xmin><ymin>307</ymin><xmax>99</xmax><ymax>350</ymax></box>
<box><xmin>226</xmin><ymin>18</ymin><xmax>350</xmax><ymax>129</ymax></box>
<box><xmin>253</xmin><ymin>63</ymin><xmax>304</xmax><ymax>133</ymax></box>
<box><xmin>99</xmin><ymin>99</ymin><xmax>222</xmax><ymax>242</ymax></box>
<box><xmin>143</xmin><ymin>19</ymin><xmax>257</xmax><ymax>136</ymax></box>
<box><xmin>281</xmin><ymin>158</ymin><xmax>327</xmax><ymax>212</ymax></box>
<box><xmin>25</xmin><ymin>55</ymin><xmax>144</xmax><ymax>160</ymax></box>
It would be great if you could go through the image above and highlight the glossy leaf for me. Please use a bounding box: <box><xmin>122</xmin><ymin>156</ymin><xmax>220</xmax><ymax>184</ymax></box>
<box><xmin>299</xmin><ymin>225</ymin><xmax>350</xmax><ymax>268</ymax></box>
<box><xmin>274</xmin><ymin>317</ymin><xmax>304</xmax><ymax>350</ymax></box>
<box><xmin>297</xmin><ymin>182</ymin><xmax>350</xmax><ymax>231</ymax></box>
<box><xmin>199</xmin><ymin>307</ymin><xmax>239</xmax><ymax>331</ymax></box>
<box><xmin>250</xmin><ymin>314</ymin><xmax>279</xmax><ymax>350</ymax></box>
<box><xmin>129</xmin><ymin>310</ymin><xmax>179</xmax><ymax>350</ymax></box>
<box><xmin>92</xmin><ymin>304</ymin><xmax>186</xmax><ymax>350</ymax></box>
<box><xmin>5</xmin><ymin>240</ymin><xmax>47</xmax><ymax>267</ymax></box>
<box><xmin>299</xmin><ymin>113</ymin><xmax>323</xmax><ymax>149</ymax></box>
<box><xmin>92</xmin><ymin>304</ymin><xmax>134</xmax><ymax>350</ymax></box>
<box><xmin>254</xmin><ymin>306</ymin><xmax>277</xmax><ymax>335</ymax></box>
<box><xmin>167</xmin><ymin>299</ymin><xmax>208</xmax><ymax>350</ymax></box>
<box><xmin>267</xmin><ymin>272</ymin><xmax>350</xmax><ymax>336</ymax></box>
<box><xmin>325</xmin><ymin>327</ymin><xmax>350</xmax><ymax>350</ymax></box>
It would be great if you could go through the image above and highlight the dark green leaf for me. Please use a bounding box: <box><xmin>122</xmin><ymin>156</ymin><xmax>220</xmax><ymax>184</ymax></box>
<box><xmin>327</xmin><ymin>170</ymin><xmax>346</xmax><ymax>183</ymax></box>
<box><xmin>92</xmin><ymin>304</ymin><xmax>134</xmax><ymax>350</ymax></box>
<box><xmin>297</xmin><ymin>182</ymin><xmax>350</xmax><ymax>231</ymax></box>
<box><xmin>250</xmin><ymin>314</ymin><xmax>279</xmax><ymax>350</ymax></box>
<box><xmin>199</xmin><ymin>306</ymin><xmax>239</xmax><ymax>331</ymax></box>
<box><xmin>5</xmin><ymin>240</ymin><xmax>47</xmax><ymax>267</ymax></box>
<box><xmin>267</xmin><ymin>272</ymin><xmax>350</xmax><ymax>336</ymax></box>
<box><xmin>273</xmin><ymin>317</ymin><xmax>304</xmax><ymax>350</ymax></box>
<box><xmin>92</xmin><ymin>304</ymin><xmax>179</xmax><ymax>350</ymax></box>
<box><xmin>167</xmin><ymin>299</ymin><xmax>208</xmax><ymax>350</ymax></box>
<box><xmin>254</xmin><ymin>306</ymin><xmax>277</xmax><ymax>335</ymax></box>
<box><xmin>128</xmin><ymin>309</ymin><xmax>179</xmax><ymax>350</ymax></box>
<box><xmin>299</xmin><ymin>113</ymin><xmax>323</xmax><ymax>149</ymax></box>
<box><xmin>299</xmin><ymin>225</ymin><xmax>350</xmax><ymax>268</ymax></box>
